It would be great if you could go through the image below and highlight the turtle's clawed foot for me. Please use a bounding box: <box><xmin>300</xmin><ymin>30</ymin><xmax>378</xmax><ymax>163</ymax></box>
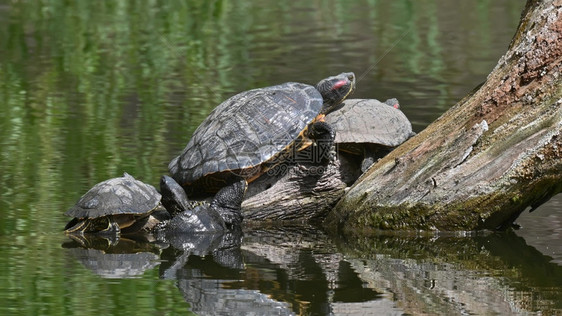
<box><xmin>308</xmin><ymin>121</ymin><xmax>336</xmax><ymax>164</ymax></box>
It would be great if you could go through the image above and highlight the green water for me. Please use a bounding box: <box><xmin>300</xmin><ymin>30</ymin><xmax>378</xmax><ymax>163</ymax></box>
<box><xmin>1</xmin><ymin>1</ymin><xmax>561</xmax><ymax>315</ymax></box>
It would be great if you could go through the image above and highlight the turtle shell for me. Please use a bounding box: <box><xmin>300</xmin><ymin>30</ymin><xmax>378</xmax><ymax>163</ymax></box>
<box><xmin>65</xmin><ymin>173</ymin><xmax>162</xmax><ymax>219</ymax></box>
<box><xmin>169</xmin><ymin>82</ymin><xmax>323</xmax><ymax>190</ymax></box>
<box><xmin>326</xmin><ymin>99</ymin><xmax>413</xmax><ymax>150</ymax></box>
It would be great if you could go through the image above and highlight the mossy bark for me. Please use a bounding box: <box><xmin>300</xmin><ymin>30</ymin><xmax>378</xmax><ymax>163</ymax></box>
<box><xmin>324</xmin><ymin>0</ymin><xmax>562</xmax><ymax>233</ymax></box>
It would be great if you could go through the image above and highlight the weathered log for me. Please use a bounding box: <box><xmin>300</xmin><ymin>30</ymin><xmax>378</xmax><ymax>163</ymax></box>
<box><xmin>242</xmin><ymin>155</ymin><xmax>356</xmax><ymax>223</ymax></box>
<box><xmin>324</xmin><ymin>0</ymin><xmax>562</xmax><ymax>232</ymax></box>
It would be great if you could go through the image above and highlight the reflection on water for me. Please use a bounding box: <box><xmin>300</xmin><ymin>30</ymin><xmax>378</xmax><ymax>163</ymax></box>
<box><xmin>1</xmin><ymin>0</ymin><xmax>561</xmax><ymax>315</ymax></box>
<box><xmin>62</xmin><ymin>235</ymin><xmax>163</xmax><ymax>279</ymax></box>
<box><xmin>59</xmin><ymin>227</ymin><xmax>562</xmax><ymax>315</ymax></box>
<box><xmin>339</xmin><ymin>230</ymin><xmax>562</xmax><ymax>315</ymax></box>
<box><xmin>516</xmin><ymin>197</ymin><xmax>562</xmax><ymax>265</ymax></box>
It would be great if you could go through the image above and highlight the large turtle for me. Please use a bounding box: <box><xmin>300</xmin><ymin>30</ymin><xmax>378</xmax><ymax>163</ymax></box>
<box><xmin>169</xmin><ymin>72</ymin><xmax>356</xmax><ymax>196</ymax></box>
<box><xmin>325</xmin><ymin>98</ymin><xmax>415</xmax><ymax>173</ymax></box>
<box><xmin>64</xmin><ymin>173</ymin><xmax>168</xmax><ymax>235</ymax></box>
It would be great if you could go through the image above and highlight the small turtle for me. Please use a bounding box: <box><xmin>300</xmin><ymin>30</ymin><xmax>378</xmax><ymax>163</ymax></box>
<box><xmin>64</xmin><ymin>173</ymin><xmax>168</xmax><ymax>235</ymax></box>
<box><xmin>168</xmin><ymin>72</ymin><xmax>356</xmax><ymax>196</ymax></box>
<box><xmin>157</xmin><ymin>176</ymin><xmax>247</xmax><ymax>233</ymax></box>
<box><xmin>325</xmin><ymin>98</ymin><xmax>414</xmax><ymax>173</ymax></box>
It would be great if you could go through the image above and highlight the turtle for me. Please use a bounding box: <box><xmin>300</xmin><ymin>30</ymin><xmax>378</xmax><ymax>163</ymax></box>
<box><xmin>168</xmin><ymin>72</ymin><xmax>356</xmax><ymax>196</ymax></box>
<box><xmin>157</xmin><ymin>176</ymin><xmax>247</xmax><ymax>233</ymax></box>
<box><xmin>325</xmin><ymin>98</ymin><xmax>415</xmax><ymax>173</ymax></box>
<box><xmin>64</xmin><ymin>173</ymin><xmax>169</xmax><ymax>235</ymax></box>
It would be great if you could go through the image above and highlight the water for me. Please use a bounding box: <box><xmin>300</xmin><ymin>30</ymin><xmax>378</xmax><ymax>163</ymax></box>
<box><xmin>1</xmin><ymin>0</ymin><xmax>560</xmax><ymax>315</ymax></box>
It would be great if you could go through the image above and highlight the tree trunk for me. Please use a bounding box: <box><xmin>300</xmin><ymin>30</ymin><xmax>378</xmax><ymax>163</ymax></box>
<box><xmin>324</xmin><ymin>0</ymin><xmax>562</xmax><ymax>232</ymax></box>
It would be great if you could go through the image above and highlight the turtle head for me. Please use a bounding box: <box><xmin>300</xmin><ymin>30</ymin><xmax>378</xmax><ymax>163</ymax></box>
<box><xmin>160</xmin><ymin>175</ymin><xmax>190</xmax><ymax>216</ymax></box>
<box><xmin>316</xmin><ymin>72</ymin><xmax>356</xmax><ymax>114</ymax></box>
<box><xmin>384</xmin><ymin>98</ymin><xmax>400</xmax><ymax>109</ymax></box>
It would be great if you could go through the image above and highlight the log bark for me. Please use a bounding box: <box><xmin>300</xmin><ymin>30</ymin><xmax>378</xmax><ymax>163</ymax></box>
<box><xmin>242</xmin><ymin>155</ymin><xmax>356</xmax><ymax>223</ymax></box>
<box><xmin>324</xmin><ymin>0</ymin><xmax>562</xmax><ymax>232</ymax></box>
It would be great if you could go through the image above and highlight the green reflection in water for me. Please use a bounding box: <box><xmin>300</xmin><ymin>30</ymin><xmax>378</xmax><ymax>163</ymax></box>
<box><xmin>0</xmin><ymin>233</ymin><xmax>192</xmax><ymax>315</ymax></box>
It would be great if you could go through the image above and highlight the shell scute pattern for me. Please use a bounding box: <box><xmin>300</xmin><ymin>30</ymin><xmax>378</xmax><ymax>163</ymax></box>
<box><xmin>65</xmin><ymin>173</ymin><xmax>161</xmax><ymax>219</ymax></box>
<box><xmin>327</xmin><ymin>99</ymin><xmax>413</xmax><ymax>147</ymax></box>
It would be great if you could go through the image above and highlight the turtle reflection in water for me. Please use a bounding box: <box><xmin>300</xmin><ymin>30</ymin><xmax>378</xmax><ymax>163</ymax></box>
<box><xmin>168</xmin><ymin>72</ymin><xmax>356</xmax><ymax>197</ymax></box>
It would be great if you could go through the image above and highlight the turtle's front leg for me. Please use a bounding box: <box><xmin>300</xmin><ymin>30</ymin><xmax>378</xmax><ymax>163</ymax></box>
<box><xmin>211</xmin><ymin>179</ymin><xmax>247</xmax><ymax>229</ymax></box>
<box><xmin>308</xmin><ymin>121</ymin><xmax>336</xmax><ymax>163</ymax></box>
<box><xmin>99</xmin><ymin>216</ymin><xmax>121</xmax><ymax>234</ymax></box>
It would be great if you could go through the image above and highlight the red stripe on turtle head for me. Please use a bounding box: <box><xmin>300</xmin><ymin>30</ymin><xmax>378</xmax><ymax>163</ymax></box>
<box><xmin>331</xmin><ymin>79</ymin><xmax>348</xmax><ymax>90</ymax></box>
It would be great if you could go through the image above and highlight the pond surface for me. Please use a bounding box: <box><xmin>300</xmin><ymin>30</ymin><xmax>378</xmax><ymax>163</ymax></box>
<box><xmin>1</xmin><ymin>1</ymin><xmax>561</xmax><ymax>315</ymax></box>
